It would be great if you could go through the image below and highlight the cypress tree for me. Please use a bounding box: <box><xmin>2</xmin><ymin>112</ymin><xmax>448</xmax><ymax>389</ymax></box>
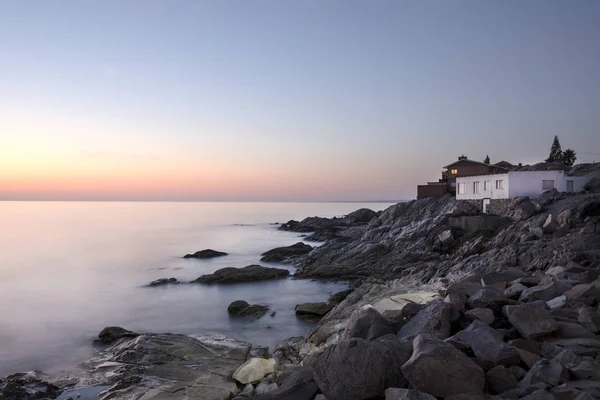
<box><xmin>545</xmin><ymin>136</ymin><xmax>563</xmax><ymax>162</ymax></box>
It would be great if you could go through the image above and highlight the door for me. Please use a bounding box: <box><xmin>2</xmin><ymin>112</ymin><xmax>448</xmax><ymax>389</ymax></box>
<box><xmin>483</xmin><ymin>198</ymin><xmax>491</xmax><ymax>214</ymax></box>
<box><xmin>567</xmin><ymin>180</ymin><xmax>574</xmax><ymax>192</ymax></box>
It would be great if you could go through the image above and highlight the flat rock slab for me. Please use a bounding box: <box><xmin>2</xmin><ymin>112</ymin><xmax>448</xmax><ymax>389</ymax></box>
<box><xmin>503</xmin><ymin>302</ymin><xmax>559</xmax><ymax>339</ymax></box>
<box><xmin>295</xmin><ymin>302</ymin><xmax>332</xmax><ymax>317</ymax></box>
<box><xmin>192</xmin><ymin>265</ymin><xmax>289</xmax><ymax>284</ymax></box>
<box><xmin>183</xmin><ymin>249</ymin><xmax>228</xmax><ymax>259</ymax></box>
<box><xmin>372</xmin><ymin>292</ymin><xmax>438</xmax><ymax>320</ymax></box>
<box><xmin>83</xmin><ymin>330</ymin><xmax>252</xmax><ymax>400</ymax></box>
<box><xmin>232</xmin><ymin>357</ymin><xmax>276</xmax><ymax>385</ymax></box>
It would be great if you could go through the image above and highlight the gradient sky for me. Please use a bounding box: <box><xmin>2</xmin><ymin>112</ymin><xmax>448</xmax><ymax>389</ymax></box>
<box><xmin>1</xmin><ymin>1</ymin><xmax>599</xmax><ymax>201</ymax></box>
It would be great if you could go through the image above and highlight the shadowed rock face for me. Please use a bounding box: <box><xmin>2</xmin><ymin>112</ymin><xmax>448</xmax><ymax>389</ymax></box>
<box><xmin>183</xmin><ymin>249</ymin><xmax>228</xmax><ymax>259</ymax></box>
<box><xmin>0</xmin><ymin>372</ymin><xmax>61</xmax><ymax>400</ymax></box>
<box><xmin>227</xmin><ymin>300</ymin><xmax>269</xmax><ymax>319</ymax></box>
<box><xmin>192</xmin><ymin>265</ymin><xmax>290</xmax><ymax>284</ymax></box>
<box><xmin>260</xmin><ymin>242</ymin><xmax>313</xmax><ymax>263</ymax></box>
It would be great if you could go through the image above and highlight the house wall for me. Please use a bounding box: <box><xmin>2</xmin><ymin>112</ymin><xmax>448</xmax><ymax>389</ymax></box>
<box><xmin>417</xmin><ymin>184</ymin><xmax>448</xmax><ymax>199</ymax></box>
<box><xmin>455</xmin><ymin>173</ymin><xmax>510</xmax><ymax>200</ymax></box>
<box><xmin>446</xmin><ymin>162</ymin><xmax>501</xmax><ymax>185</ymax></box>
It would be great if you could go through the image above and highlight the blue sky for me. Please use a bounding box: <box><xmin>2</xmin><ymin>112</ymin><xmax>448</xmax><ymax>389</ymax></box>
<box><xmin>1</xmin><ymin>1</ymin><xmax>599</xmax><ymax>200</ymax></box>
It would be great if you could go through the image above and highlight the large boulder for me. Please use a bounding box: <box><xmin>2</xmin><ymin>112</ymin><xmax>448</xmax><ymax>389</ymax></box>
<box><xmin>467</xmin><ymin>287</ymin><xmax>510</xmax><ymax>311</ymax></box>
<box><xmin>183</xmin><ymin>249</ymin><xmax>228</xmax><ymax>259</ymax></box>
<box><xmin>227</xmin><ymin>300</ymin><xmax>269</xmax><ymax>319</ymax></box>
<box><xmin>519</xmin><ymin>281</ymin><xmax>573</xmax><ymax>303</ymax></box>
<box><xmin>397</xmin><ymin>301</ymin><xmax>452</xmax><ymax>340</ymax></box>
<box><xmin>503</xmin><ymin>302</ymin><xmax>559</xmax><ymax>339</ymax></box>
<box><xmin>401</xmin><ymin>334</ymin><xmax>485</xmax><ymax>397</ymax></box>
<box><xmin>192</xmin><ymin>265</ymin><xmax>290</xmax><ymax>284</ymax></box>
<box><xmin>563</xmin><ymin>282</ymin><xmax>600</xmax><ymax>305</ymax></box>
<box><xmin>343</xmin><ymin>305</ymin><xmax>395</xmax><ymax>341</ymax></box>
<box><xmin>486</xmin><ymin>365</ymin><xmax>519</xmax><ymax>394</ymax></box>
<box><xmin>97</xmin><ymin>326</ymin><xmax>140</xmax><ymax>344</ymax></box>
<box><xmin>295</xmin><ymin>302</ymin><xmax>332</xmax><ymax>317</ymax></box>
<box><xmin>385</xmin><ymin>388</ymin><xmax>436</xmax><ymax>400</ymax></box>
<box><xmin>232</xmin><ymin>357</ymin><xmax>276</xmax><ymax>385</ymax></box>
<box><xmin>0</xmin><ymin>372</ymin><xmax>62</xmax><ymax>400</ymax></box>
<box><xmin>312</xmin><ymin>335</ymin><xmax>413</xmax><ymax>400</ymax></box>
<box><xmin>260</xmin><ymin>242</ymin><xmax>313</xmax><ymax>263</ymax></box>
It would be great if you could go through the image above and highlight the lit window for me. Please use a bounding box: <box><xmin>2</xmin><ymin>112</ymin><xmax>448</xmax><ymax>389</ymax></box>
<box><xmin>457</xmin><ymin>182</ymin><xmax>466</xmax><ymax>194</ymax></box>
<box><xmin>496</xmin><ymin>180</ymin><xmax>504</xmax><ymax>189</ymax></box>
<box><xmin>451</xmin><ymin>169</ymin><xmax>458</xmax><ymax>174</ymax></box>
<box><xmin>542</xmin><ymin>180</ymin><xmax>555</xmax><ymax>190</ymax></box>
<box><xmin>473</xmin><ymin>181</ymin><xmax>480</xmax><ymax>194</ymax></box>
<box><xmin>484</xmin><ymin>181</ymin><xmax>491</xmax><ymax>191</ymax></box>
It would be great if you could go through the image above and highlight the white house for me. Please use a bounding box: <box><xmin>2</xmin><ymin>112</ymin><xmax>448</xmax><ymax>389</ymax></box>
<box><xmin>455</xmin><ymin>170</ymin><xmax>590</xmax><ymax>201</ymax></box>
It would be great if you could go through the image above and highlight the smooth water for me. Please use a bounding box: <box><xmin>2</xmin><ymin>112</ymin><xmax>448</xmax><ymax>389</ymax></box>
<box><xmin>0</xmin><ymin>201</ymin><xmax>395</xmax><ymax>377</ymax></box>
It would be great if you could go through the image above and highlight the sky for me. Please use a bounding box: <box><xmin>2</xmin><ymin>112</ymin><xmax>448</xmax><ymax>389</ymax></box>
<box><xmin>1</xmin><ymin>0</ymin><xmax>599</xmax><ymax>201</ymax></box>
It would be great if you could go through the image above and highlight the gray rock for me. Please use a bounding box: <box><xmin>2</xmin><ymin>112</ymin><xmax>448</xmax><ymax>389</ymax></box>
<box><xmin>467</xmin><ymin>287</ymin><xmax>509</xmax><ymax>311</ymax></box>
<box><xmin>519</xmin><ymin>281</ymin><xmax>573</xmax><ymax>302</ymax></box>
<box><xmin>343</xmin><ymin>305</ymin><xmax>395</xmax><ymax>341</ymax></box>
<box><xmin>481</xmin><ymin>269</ymin><xmax>527</xmax><ymax>287</ymax></box>
<box><xmin>555</xmin><ymin>322</ymin><xmax>596</xmax><ymax>338</ymax></box>
<box><xmin>569</xmin><ymin>358</ymin><xmax>600</xmax><ymax>380</ymax></box>
<box><xmin>578</xmin><ymin>307</ymin><xmax>600</xmax><ymax>332</ymax></box>
<box><xmin>504</xmin><ymin>282</ymin><xmax>527</xmax><ymax>299</ymax></box>
<box><xmin>193</xmin><ymin>265</ymin><xmax>290</xmax><ymax>284</ymax></box>
<box><xmin>509</xmin><ymin>339</ymin><xmax>541</xmax><ymax>355</ymax></box>
<box><xmin>545</xmin><ymin>266</ymin><xmax>566</xmax><ymax>277</ymax></box>
<box><xmin>486</xmin><ymin>365</ymin><xmax>518</xmax><ymax>394</ymax></box>
<box><xmin>260</xmin><ymin>242</ymin><xmax>313</xmax><ymax>263</ymax></box>
<box><xmin>227</xmin><ymin>300</ymin><xmax>269</xmax><ymax>319</ymax></box>
<box><xmin>295</xmin><ymin>302</ymin><xmax>332</xmax><ymax>317</ymax></box>
<box><xmin>464</xmin><ymin>308</ymin><xmax>495</xmax><ymax>325</ymax></box>
<box><xmin>563</xmin><ymin>282</ymin><xmax>600</xmax><ymax>305</ymax></box>
<box><xmin>542</xmin><ymin>214</ymin><xmax>559</xmax><ymax>234</ymax></box>
<box><xmin>546</xmin><ymin>295</ymin><xmax>568</xmax><ymax>309</ymax></box>
<box><xmin>312</xmin><ymin>335</ymin><xmax>413</xmax><ymax>400</ymax></box>
<box><xmin>183</xmin><ymin>249</ymin><xmax>228</xmax><ymax>259</ymax></box>
<box><xmin>521</xmin><ymin>390</ymin><xmax>554</xmax><ymax>400</ymax></box>
<box><xmin>551</xmin><ymin>380</ymin><xmax>600</xmax><ymax>398</ymax></box>
<box><xmin>503</xmin><ymin>302</ymin><xmax>559</xmax><ymax>339</ymax></box>
<box><xmin>233</xmin><ymin>357</ymin><xmax>276</xmax><ymax>385</ymax></box>
<box><xmin>147</xmin><ymin>277</ymin><xmax>179</xmax><ymax>287</ymax></box>
<box><xmin>97</xmin><ymin>326</ymin><xmax>139</xmax><ymax>344</ymax></box>
<box><xmin>444</xmin><ymin>291</ymin><xmax>467</xmax><ymax>321</ymax></box>
<box><xmin>447</xmin><ymin>280</ymin><xmax>483</xmax><ymax>297</ymax></box>
<box><xmin>397</xmin><ymin>301</ymin><xmax>452</xmax><ymax>340</ymax></box>
<box><xmin>438</xmin><ymin>230</ymin><xmax>454</xmax><ymax>246</ymax></box>
<box><xmin>0</xmin><ymin>372</ymin><xmax>61</xmax><ymax>400</ymax></box>
<box><xmin>519</xmin><ymin>359</ymin><xmax>569</xmax><ymax>388</ymax></box>
<box><xmin>328</xmin><ymin>289</ymin><xmax>353</xmax><ymax>305</ymax></box>
<box><xmin>401</xmin><ymin>334</ymin><xmax>485</xmax><ymax>398</ymax></box>
<box><xmin>385</xmin><ymin>388</ymin><xmax>436</xmax><ymax>400</ymax></box>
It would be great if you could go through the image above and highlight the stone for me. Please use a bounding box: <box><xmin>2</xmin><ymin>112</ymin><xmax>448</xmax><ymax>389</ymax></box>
<box><xmin>401</xmin><ymin>334</ymin><xmax>485</xmax><ymax>397</ymax></box>
<box><xmin>193</xmin><ymin>265</ymin><xmax>290</xmax><ymax>284</ymax></box>
<box><xmin>444</xmin><ymin>291</ymin><xmax>467</xmax><ymax>321</ymax></box>
<box><xmin>467</xmin><ymin>287</ymin><xmax>509</xmax><ymax>311</ymax></box>
<box><xmin>519</xmin><ymin>281</ymin><xmax>573</xmax><ymax>303</ymax></box>
<box><xmin>183</xmin><ymin>249</ymin><xmax>228</xmax><ymax>259</ymax></box>
<box><xmin>227</xmin><ymin>300</ymin><xmax>269</xmax><ymax>319</ymax></box>
<box><xmin>504</xmin><ymin>283</ymin><xmax>527</xmax><ymax>299</ymax></box>
<box><xmin>397</xmin><ymin>301</ymin><xmax>452</xmax><ymax>340</ymax></box>
<box><xmin>578</xmin><ymin>307</ymin><xmax>600</xmax><ymax>332</ymax></box>
<box><xmin>552</xmin><ymin>348</ymin><xmax>582</xmax><ymax>367</ymax></box>
<box><xmin>521</xmin><ymin>390</ymin><xmax>554</xmax><ymax>400</ymax></box>
<box><xmin>255</xmin><ymin>382</ymin><xmax>278</xmax><ymax>395</ymax></box>
<box><xmin>343</xmin><ymin>305</ymin><xmax>395</xmax><ymax>341</ymax></box>
<box><xmin>233</xmin><ymin>357</ymin><xmax>277</xmax><ymax>385</ymax></box>
<box><xmin>519</xmin><ymin>359</ymin><xmax>569</xmax><ymax>388</ymax></box>
<box><xmin>385</xmin><ymin>388</ymin><xmax>436</xmax><ymax>400</ymax></box>
<box><xmin>509</xmin><ymin>339</ymin><xmax>541</xmax><ymax>355</ymax></box>
<box><xmin>486</xmin><ymin>365</ymin><xmax>518</xmax><ymax>394</ymax></box>
<box><xmin>542</xmin><ymin>214</ymin><xmax>559</xmax><ymax>234</ymax></box>
<box><xmin>563</xmin><ymin>282</ymin><xmax>600</xmax><ymax>305</ymax></box>
<box><xmin>569</xmin><ymin>358</ymin><xmax>600</xmax><ymax>380</ymax></box>
<box><xmin>545</xmin><ymin>266</ymin><xmax>566</xmax><ymax>277</ymax></box>
<box><xmin>546</xmin><ymin>295</ymin><xmax>568</xmax><ymax>309</ymax></box>
<box><xmin>481</xmin><ymin>269</ymin><xmax>527</xmax><ymax>287</ymax></box>
<box><xmin>509</xmin><ymin>366</ymin><xmax>527</xmax><ymax>379</ymax></box>
<box><xmin>260</xmin><ymin>242</ymin><xmax>313</xmax><ymax>263</ymax></box>
<box><xmin>503</xmin><ymin>302</ymin><xmax>559</xmax><ymax>339</ymax></box>
<box><xmin>555</xmin><ymin>322</ymin><xmax>596</xmax><ymax>338</ymax></box>
<box><xmin>558</xmin><ymin>209</ymin><xmax>572</xmax><ymax>226</ymax></box>
<box><xmin>312</xmin><ymin>335</ymin><xmax>413</xmax><ymax>400</ymax></box>
<box><xmin>551</xmin><ymin>380</ymin><xmax>600</xmax><ymax>398</ymax></box>
<box><xmin>516</xmin><ymin>348</ymin><xmax>541</xmax><ymax>368</ymax></box>
<box><xmin>371</xmin><ymin>292</ymin><xmax>437</xmax><ymax>321</ymax></box>
<box><xmin>438</xmin><ymin>230</ymin><xmax>454</xmax><ymax>246</ymax></box>
<box><xmin>97</xmin><ymin>326</ymin><xmax>139</xmax><ymax>344</ymax></box>
<box><xmin>295</xmin><ymin>302</ymin><xmax>332</xmax><ymax>317</ymax></box>
<box><xmin>147</xmin><ymin>277</ymin><xmax>179</xmax><ymax>287</ymax></box>
<box><xmin>0</xmin><ymin>372</ymin><xmax>62</xmax><ymax>400</ymax></box>
<box><xmin>464</xmin><ymin>308</ymin><xmax>495</xmax><ymax>325</ymax></box>
<box><xmin>447</xmin><ymin>280</ymin><xmax>482</xmax><ymax>297</ymax></box>
<box><xmin>328</xmin><ymin>289</ymin><xmax>353</xmax><ymax>305</ymax></box>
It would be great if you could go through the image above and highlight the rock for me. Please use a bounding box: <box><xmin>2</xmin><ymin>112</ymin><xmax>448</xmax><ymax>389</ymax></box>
<box><xmin>438</xmin><ymin>230</ymin><xmax>454</xmax><ymax>246</ymax></box>
<box><xmin>467</xmin><ymin>287</ymin><xmax>509</xmax><ymax>311</ymax></box>
<box><xmin>504</xmin><ymin>282</ymin><xmax>527</xmax><ymax>299</ymax></box>
<box><xmin>513</xmin><ymin>200</ymin><xmax>537</xmax><ymax>220</ymax></box>
<box><xmin>444</xmin><ymin>291</ymin><xmax>467</xmax><ymax>321</ymax></box>
<box><xmin>519</xmin><ymin>359</ymin><xmax>569</xmax><ymax>387</ymax></box>
<box><xmin>328</xmin><ymin>289</ymin><xmax>353</xmax><ymax>305</ymax></box>
<box><xmin>557</xmin><ymin>209</ymin><xmax>572</xmax><ymax>227</ymax></box>
<box><xmin>546</xmin><ymin>295</ymin><xmax>568</xmax><ymax>309</ymax></box>
<box><xmin>486</xmin><ymin>365</ymin><xmax>518</xmax><ymax>394</ymax></box>
<box><xmin>192</xmin><ymin>265</ymin><xmax>290</xmax><ymax>284</ymax></box>
<box><xmin>519</xmin><ymin>281</ymin><xmax>573</xmax><ymax>303</ymax></box>
<box><xmin>503</xmin><ymin>302</ymin><xmax>559</xmax><ymax>339</ymax></box>
<box><xmin>255</xmin><ymin>382</ymin><xmax>278</xmax><ymax>395</ymax></box>
<box><xmin>516</xmin><ymin>348</ymin><xmax>542</xmax><ymax>368</ymax></box>
<box><xmin>295</xmin><ymin>302</ymin><xmax>332</xmax><ymax>317</ymax></box>
<box><xmin>563</xmin><ymin>282</ymin><xmax>600</xmax><ymax>305</ymax></box>
<box><xmin>343</xmin><ymin>305</ymin><xmax>395</xmax><ymax>341</ymax></box>
<box><xmin>464</xmin><ymin>308</ymin><xmax>495</xmax><ymax>325</ymax></box>
<box><xmin>509</xmin><ymin>339</ymin><xmax>541</xmax><ymax>355</ymax></box>
<box><xmin>401</xmin><ymin>334</ymin><xmax>485</xmax><ymax>397</ymax></box>
<box><xmin>546</xmin><ymin>266</ymin><xmax>566</xmax><ymax>277</ymax></box>
<box><xmin>509</xmin><ymin>365</ymin><xmax>528</xmax><ymax>379</ymax></box>
<box><xmin>385</xmin><ymin>388</ymin><xmax>436</xmax><ymax>400</ymax></box>
<box><xmin>542</xmin><ymin>214</ymin><xmax>559</xmax><ymax>234</ymax></box>
<box><xmin>233</xmin><ymin>357</ymin><xmax>276</xmax><ymax>385</ymax></box>
<box><xmin>569</xmin><ymin>358</ymin><xmax>600</xmax><ymax>380</ymax></box>
<box><xmin>551</xmin><ymin>380</ymin><xmax>600</xmax><ymax>398</ymax></box>
<box><xmin>97</xmin><ymin>326</ymin><xmax>139</xmax><ymax>344</ymax></box>
<box><xmin>312</xmin><ymin>335</ymin><xmax>413</xmax><ymax>400</ymax></box>
<box><xmin>260</xmin><ymin>242</ymin><xmax>313</xmax><ymax>263</ymax></box>
<box><xmin>447</xmin><ymin>280</ymin><xmax>482</xmax><ymax>297</ymax></box>
<box><xmin>578</xmin><ymin>307</ymin><xmax>600</xmax><ymax>332</ymax></box>
<box><xmin>555</xmin><ymin>322</ymin><xmax>596</xmax><ymax>338</ymax></box>
<box><xmin>397</xmin><ymin>301</ymin><xmax>452</xmax><ymax>340</ymax></box>
<box><xmin>183</xmin><ymin>249</ymin><xmax>228</xmax><ymax>259</ymax></box>
<box><xmin>0</xmin><ymin>372</ymin><xmax>62</xmax><ymax>400</ymax></box>
<box><xmin>372</xmin><ymin>292</ymin><xmax>438</xmax><ymax>321</ymax></box>
<box><xmin>481</xmin><ymin>269</ymin><xmax>527</xmax><ymax>287</ymax></box>
<box><xmin>227</xmin><ymin>300</ymin><xmax>269</xmax><ymax>319</ymax></box>
<box><xmin>147</xmin><ymin>277</ymin><xmax>179</xmax><ymax>287</ymax></box>
<box><xmin>521</xmin><ymin>390</ymin><xmax>554</xmax><ymax>400</ymax></box>
<box><xmin>445</xmin><ymin>320</ymin><xmax>520</xmax><ymax>369</ymax></box>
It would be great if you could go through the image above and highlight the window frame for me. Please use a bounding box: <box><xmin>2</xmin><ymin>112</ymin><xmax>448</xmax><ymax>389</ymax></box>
<box><xmin>473</xmin><ymin>181</ymin><xmax>480</xmax><ymax>194</ymax></box>
<box><xmin>457</xmin><ymin>182</ymin><xmax>466</xmax><ymax>194</ymax></box>
<box><xmin>484</xmin><ymin>180</ymin><xmax>491</xmax><ymax>192</ymax></box>
<box><xmin>451</xmin><ymin>169</ymin><xmax>458</xmax><ymax>175</ymax></box>
<box><xmin>542</xmin><ymin>180</ymin><xmax>555</xmax><ymax>190</ymax></box>
<box><xmin>496</xmin><ymin>179</ymin><xmax>504</xmax><ymax>190</ymax></box>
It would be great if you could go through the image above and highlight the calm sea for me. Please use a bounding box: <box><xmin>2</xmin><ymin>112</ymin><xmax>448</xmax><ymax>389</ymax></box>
<box><xmin>0</xmin><ymin>201</ymin><xmax>395</xmax><ymax>377</ymax></box>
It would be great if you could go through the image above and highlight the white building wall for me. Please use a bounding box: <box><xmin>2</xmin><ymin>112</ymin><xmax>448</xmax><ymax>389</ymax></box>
<box><xmin>455</xmin><ymin>173</ymin><xmax>509</xmax><ymax>200</ymax></box>
<box><xmin>507</xmin><ymin>171</ymin><xmax>567</xmax><ymax>198</ymax></box>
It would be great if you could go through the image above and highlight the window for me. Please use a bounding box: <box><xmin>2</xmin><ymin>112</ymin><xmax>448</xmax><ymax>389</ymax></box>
<box><xmin>496</xmin><ymin>180</ymin><xmax>504</xmax><ymax>190</ymax></box>
<box><xmin>457</xmin><ymin>182</ymin><xmax>466</xmax><ymax>194</ymax></box>
<box><xmin>567</xmin><ymin>180</ymin><xmax>574</xmax><ymax>192</ymax></box>
<box><xmin>450</xmin><ymin>182</ymin><xmax>456</xmax><ymax>188</ymax></box>
<box><xmin>542</xmin><ymin>180</ymin><xmax>555</xmax><ymax>190</ymax></box>
<box><xmin>473</xmin><ymin>181</ymin><xmax>480</xmax><ymax>194</ymax></box>
<box><xmin>451</xmin><ymin>169</ymin><xmax>458</xmax><ymax>175</ymax></box>
<box><xmin>484</xmin><ymin>181</ymin><xmax>491</xmax><ymax>192</ymax></box>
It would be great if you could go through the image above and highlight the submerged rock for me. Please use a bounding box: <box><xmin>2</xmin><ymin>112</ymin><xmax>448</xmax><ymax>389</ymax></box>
<box><xmin>228</xmin><ymin>300</ymin><xmax>269</xmax><ymax>319</ymax></box>
<box><xmin>183</xmin><ymin>249</ymin><xmax>228</xmax><ymax>259</ymax></box>
<box><xmin>192</xmin><ymin>265</ymin><xmax>290</xmax><ymax>284</ymax></box>
<box><xmin>146</xmin><ymin>277</ymin><xmax>179</xmax><ymax>287</ymax></box>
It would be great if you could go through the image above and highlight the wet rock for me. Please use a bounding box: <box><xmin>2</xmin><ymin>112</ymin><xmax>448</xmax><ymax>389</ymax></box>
<box><xmin>227</xmin><ymin>300</ymin><xmax>269</xmax><ymax>319</ymax></box>
<box><xmin>401</xmin><ymin>334</ymin><xmax>485</xmax><ymax>397</ymax></box>
<box><xmin>312</xmin><ymin>335</ymin><xmax>413</xmax><ymax>400</ymax></box>
<box><xmin>260</xmin><ymin>242</ymin><xmax>313</xmax><ymax>263</ymax></box>
<box><xmin>384</xmin><ymin>388</ymin><xmax>436</xmax><ymax>400</ymax></box>
<box><xmin>503</xmin><ymin>302</ymin><xmax>559</xmax><ymax>339</ymax></box>
<box><xmin>467</xmin><ymin>287</ymin><xmax>509</xmax><ymax>311</ymax></box>
<box><xmin>192</xmin><ymin>265</ymin><xmax>290</xmax><ymax>284</ymax></box>
<box><xmin>486</xmin><ymin>365</ymin><xmax>518</xmax><ymax>394</ymax></box>
<box><xmin>0</xmin><ymin>371</ymin><xmax>62</xmax><ymax>400</ymax></box>
<box><xmin>343</xmin><ymin>305</ymin><xmax>395</xmax><ymax>341</ymax></box>
<box><xmin>397</xmin><ymin>301</ymin><xmax>452</xmax><ymax>340</ymax></box>
<box><xmin>97</xmin><ymin>326</ymin><xmax>139</xmax><ymax>344</ymax></box>
<box><xmin>295</xmin><ymin>302</ymin><xmax>331</xmax><ymax>317</ymax></box>
<box><xmin>233</xmin><ymin>357</ymin><xmax>276</xmax><ymax>385</ymax></box>
<box><xmin>464</xmin><ymin>308</ymin><xmax>495</xmax><ymax>325</ymax></box>
<box><xmin>147</xmin><ymin>277</ymin><xmax>179</xmax><ymax>287</ymax></box>
<box><xmin>183</xmin><ymin>249</ymin><xmax>228</xmax><ymax>259</ymax></box>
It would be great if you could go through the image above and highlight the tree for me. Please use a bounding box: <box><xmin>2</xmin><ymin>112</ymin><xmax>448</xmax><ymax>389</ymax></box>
<box><xmin>562</xmin><ymin>149</ymin><xmax>577</xmax><ymax>167</ymax></box>
<box><xmin>545</xmin><ymin>135</ymin><xmax>563</xmax><ymax>162</ymax></box>
<box><xmin>484</xmin><ymin>155</ymin><xmax>490</xmax><ymax>164</ymax></box>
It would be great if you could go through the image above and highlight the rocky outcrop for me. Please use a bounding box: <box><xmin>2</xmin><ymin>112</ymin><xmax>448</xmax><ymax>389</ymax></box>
<box><xmin>192</xmin><ymin>265</ymin><xmax>289</xmax><ymax>284</ymax></box>
<box><xmin>146</xmin><ymin>277</ymin><xmax>179</xmax><ymax>287</ymax></box>
<box><xmin>260</xmin><ymin>242</ymin><xmax>313</xmax><ymax>264</ymax></box>
<box><xmin>96</xmin><ymin>326</ymin><xmax>139</xmax><ymax>344</ymax></box>
<box><xmin>0</xmin><ymin>372</ymin><xmax>61</xmax><ymax>400</ymax></box>
<box><xmin>183</xmin><ymin>249</ymin><xmax>228</xmax><ymax>259</ymax></box>
<box><xmin>228</xmin><ymin>300</ymin><xmax>269</xmax><ymax>319</ymax></box>
<box><xmin>295</xmin><ymin>302</ymin><xmax>332</xmax><ymax>317</ymax></box>
<box><xmin>232</xmin><ymin>357</ymin><xmax>276</xmax><ymax>385</ymax></box>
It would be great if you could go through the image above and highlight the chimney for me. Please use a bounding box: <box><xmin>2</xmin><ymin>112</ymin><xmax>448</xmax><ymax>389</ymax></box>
<box><xmin>458</xmin><ymin>154</ymin><xmax>467</xmax><ymax>161</ymax></box>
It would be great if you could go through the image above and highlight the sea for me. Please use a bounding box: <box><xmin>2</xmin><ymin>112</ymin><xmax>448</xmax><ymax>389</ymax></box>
<box><xmin>0</xmin><ymin>201</ymin><xmax>396</xmax><ymax>377</ymax></box>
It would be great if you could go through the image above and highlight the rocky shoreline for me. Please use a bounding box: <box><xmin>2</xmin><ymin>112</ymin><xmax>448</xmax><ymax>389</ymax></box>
<box><xmin>2</xmin><ymin>167</ymin><xmax>600</xmax><ymax>399</ymax></box>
